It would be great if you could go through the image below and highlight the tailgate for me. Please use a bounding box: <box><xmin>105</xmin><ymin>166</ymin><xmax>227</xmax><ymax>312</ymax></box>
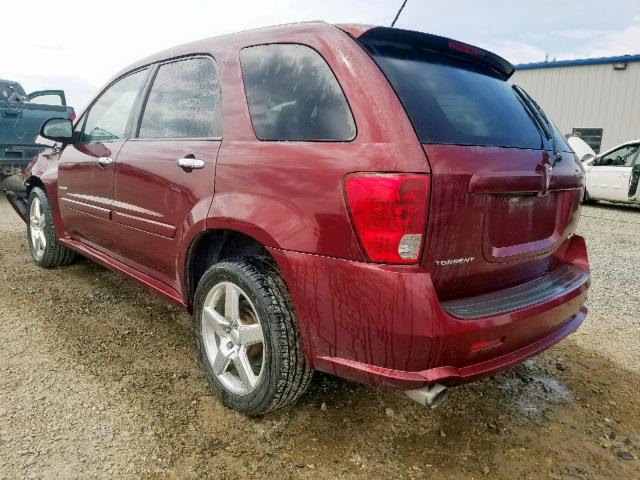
<box><xmin>356</xmin><ymin>26</ymin><xmax>585</xmax><ymax>301</ymax></box>
<box><xmin>423</xmin><ymin>144</ymin><xmax>583</xmax><ymax>300</ymax></box>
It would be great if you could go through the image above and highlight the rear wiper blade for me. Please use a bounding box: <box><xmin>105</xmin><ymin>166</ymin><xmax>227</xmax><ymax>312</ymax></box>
<box><xmin>513</xmin><ymin>85</ymin><xmax>551</xmax><ymax>139</ymax></box>
<box><xmin>513</xmin><ymin>85</ymin><xmax>562</xmax><ymax>166</ymax></box>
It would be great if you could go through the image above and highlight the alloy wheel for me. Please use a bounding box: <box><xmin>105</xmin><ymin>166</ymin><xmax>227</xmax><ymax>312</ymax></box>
<box><xmin>29</xmin><ymin>197</ymin><xmax>46</xmax><ymax>260</ymax></box>
<box><xmin>201</xmin><ymin>281</ymin><xmax>265</xmax><ymax>396</ymax></box>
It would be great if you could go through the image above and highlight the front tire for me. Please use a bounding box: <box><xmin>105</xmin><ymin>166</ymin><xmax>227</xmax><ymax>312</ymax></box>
<box><xmin>583</xmin><ymin>188</ymin><xmax>595</xmax><ymax>204</ymax></box>
<box><xmin>193</xmin><ymin>257</ymin><xmax>312</xmax><ymax>416</ymax></box>
<box><xmin>27</xmin><ymin>187</ymin><xmax>76</xmax><ymax>268</ymax></box>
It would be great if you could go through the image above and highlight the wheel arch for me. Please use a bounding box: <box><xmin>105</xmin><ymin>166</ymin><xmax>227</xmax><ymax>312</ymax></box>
<box><xmin>24</xmin><ymin>175</ymin><xmax>67</xmax><ymax>239</ymax></box>
<box><xmin>24</xmin><ymin>175</ymin><xmax>46</xmax><ymax>195</ymax></box>
<box><xmin>183</xmin><ymin>228</ymin><xmax>278</xmax><ymax>311</ymax></box>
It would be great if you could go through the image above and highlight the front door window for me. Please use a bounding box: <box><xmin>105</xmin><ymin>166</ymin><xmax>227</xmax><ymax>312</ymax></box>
<box><xmin>80</xmin><ymin>69</ymin><xmax>147</xmax><ymax>144</ymax></box>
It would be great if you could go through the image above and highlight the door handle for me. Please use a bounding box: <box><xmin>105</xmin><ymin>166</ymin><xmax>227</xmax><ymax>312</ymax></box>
<box><xmin>177</xmin><ymin>157</ymin><xmax>205</xmax><ymax>171</ymax></box>
<box><xmin>96</xmin><ymin>156</ymin><xmax>113</xmax><ymax>167</ymax></box>
<box><xmin>2</xmin><ymin>109</ymin><xmax>21</xmax><ymax>117</ymax></box>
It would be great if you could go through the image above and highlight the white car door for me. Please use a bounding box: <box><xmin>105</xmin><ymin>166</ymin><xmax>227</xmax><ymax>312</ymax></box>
<box><xmin>587</xmin><ymin>144</ymin><xmax>639</xmax><ymax>202</ymax></box>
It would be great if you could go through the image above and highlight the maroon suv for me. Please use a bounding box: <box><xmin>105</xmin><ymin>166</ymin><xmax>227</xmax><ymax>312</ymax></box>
<box><xmin>5</xmin><ymin>22</ymin><xmax>589</xmax><ymax>415</ymax></box>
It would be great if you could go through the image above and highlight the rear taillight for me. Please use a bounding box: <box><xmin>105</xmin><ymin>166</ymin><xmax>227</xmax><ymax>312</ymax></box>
<box><xmin>345</xmin><ymin>173</ymin><xmax>430</xmax><ymax>264</ymax></box>
<box><xmin>68</xmin><ymin>112</ymin><xmax>76</xmax><ymax>122</ymax></box>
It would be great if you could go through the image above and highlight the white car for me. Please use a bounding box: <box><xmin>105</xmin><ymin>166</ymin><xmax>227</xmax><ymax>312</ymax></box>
<box><xmin>569</xmin><ymin>137</ymin><xmax>640</xmax><ymax>205</ymax></box>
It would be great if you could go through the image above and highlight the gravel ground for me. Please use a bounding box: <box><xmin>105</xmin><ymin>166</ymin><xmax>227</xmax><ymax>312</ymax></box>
<box><xmin>1</xmin><ymin>183</ymin><xmax>639</xmax><ymax>479</ymax></box>
<box><xmin>575</xmin><ymin>203</ymin><xmax>640</xmax><ymax>373</ymax></box>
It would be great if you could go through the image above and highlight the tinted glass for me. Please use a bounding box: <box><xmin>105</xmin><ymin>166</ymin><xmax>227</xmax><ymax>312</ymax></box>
<box><xmin>240</xmin><ymin>44</ymin><xmax>355</xmax><ymax>141</ymax></box>
<box><xmin>139</xmin><ymin>58</ymin><xmax>221</xmax><ymax>138</ymax></box>
<box><xmin>362</xmin><ymin>41</ymin><xmax>543</xmax><ymax>149</ymax></box>
<box><xmin>82</xmin><ymin>69</ymin><xmax>147</xmax><ymax>143</ymax></box>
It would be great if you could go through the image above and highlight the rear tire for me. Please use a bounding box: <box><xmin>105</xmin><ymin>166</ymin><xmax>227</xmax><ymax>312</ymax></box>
<box><xmin>193</xmin><ymin>257</ymin><xmax>312</xmax><ymax>416</ymax></box>
<box><xmin>27</xmin><ymin>187</ymin><xmax>76</xmax><ymax>268</ymax></box>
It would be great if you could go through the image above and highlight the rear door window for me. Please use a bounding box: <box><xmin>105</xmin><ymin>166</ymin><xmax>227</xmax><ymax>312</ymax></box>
<box><xmin>360</xmin><ymin>40</ymin><xmax>543</xmax><ymax>149</ymax></box>
<box><xmin>138</xmin><ymin>57</ymin><xmax>222</xmax><ymax>139</ymax></box>
<box><xmin>240</xmin><ymin>44</ymin><xmax>355</xmax><ymax>141</ymax></box>
<box><xmin>27</xmin><ymin>92</ymin><xmax>65</xmax><ymax>106</ymax></box>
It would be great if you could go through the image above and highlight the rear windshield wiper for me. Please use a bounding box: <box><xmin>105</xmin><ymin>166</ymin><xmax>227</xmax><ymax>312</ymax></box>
<box><xmin>513</xmin><ymin>85</ymin><xmax>562</xmax><ymax>166</ymax></box>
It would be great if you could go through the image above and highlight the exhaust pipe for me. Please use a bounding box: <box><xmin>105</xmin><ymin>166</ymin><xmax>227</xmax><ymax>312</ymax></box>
<box><xmin>405</xmin><ymin>384</ymin><xmax>448</xmax><ymax>408</ymax></box>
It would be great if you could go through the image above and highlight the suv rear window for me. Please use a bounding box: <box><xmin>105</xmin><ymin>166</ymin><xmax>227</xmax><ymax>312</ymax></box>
<box><xmin>240</xmin><ymin>44</ymin><xmax>356</xmax><ymax>141</ymax></box>
<box><xmin>360</xmin><ymin>40</ymin><xmax>543</xmax><ymax>149</ymax></box>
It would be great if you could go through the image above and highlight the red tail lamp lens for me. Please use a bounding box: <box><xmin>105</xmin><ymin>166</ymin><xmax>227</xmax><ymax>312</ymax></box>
<box><xmin>345</xmin><ymin>173</ymin><xmax>430</xmax><ymax>264</ymax></box>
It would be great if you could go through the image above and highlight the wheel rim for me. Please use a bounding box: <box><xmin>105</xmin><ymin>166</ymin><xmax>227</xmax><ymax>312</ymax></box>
<box><xmin>201</xmin><ymin>281</ymin><xmax>265</xmax><ymax>396</ymax></box>
<box><xmin>29</xmin><ymin>197</ymin><xmax>46</xmax><ymax>260</ymax></box>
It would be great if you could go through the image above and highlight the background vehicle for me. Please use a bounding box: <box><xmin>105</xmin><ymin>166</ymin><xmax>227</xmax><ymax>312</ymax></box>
<box><xmin>5</xmin><ymin>23</ymin><xmax>589</xmax><ymax>416</ymax></box>
<box><xmin>0</xmin><ymin>79</ymin><xmax>75</xmax><ymax>181</ymax></box>
<box><xmin>580</xmin><ymin>139</ymin><xmax>640</xmax><ymax>204</ymax></box>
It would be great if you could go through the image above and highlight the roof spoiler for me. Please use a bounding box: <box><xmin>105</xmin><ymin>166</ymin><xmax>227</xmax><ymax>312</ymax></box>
<box><xmin>356</xmin><ymin>26</ymin><xmax>515</xmax><ymax>80</ymax></box>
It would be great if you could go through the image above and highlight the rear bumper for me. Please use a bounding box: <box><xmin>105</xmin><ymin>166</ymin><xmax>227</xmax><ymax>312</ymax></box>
<box><xmin>268</xmin><ymin>235</ymin><xmax>589</xmax><ymax>390</ymax></box>
<box><xmin>311</xmin><ymin>307</ymin><xmax>585</xmax><ymax>388</ymax></box>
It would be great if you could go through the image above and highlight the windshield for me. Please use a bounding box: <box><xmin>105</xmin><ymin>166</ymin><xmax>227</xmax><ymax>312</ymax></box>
<box><xmin>361</xmin><ymin>40</ymin><xmax>548</xmax><ymax>149</ymax></box>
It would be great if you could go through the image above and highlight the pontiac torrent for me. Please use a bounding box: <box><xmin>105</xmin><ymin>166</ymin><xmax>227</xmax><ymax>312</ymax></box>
<box><xmin>5</xmin><ymin>22</ymin><xmax>590</xmax><ymax>415</ymax></box>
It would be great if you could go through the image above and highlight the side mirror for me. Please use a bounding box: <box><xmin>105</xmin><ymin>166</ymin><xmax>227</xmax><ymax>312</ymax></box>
<box><xmin>40</xmin><ymin>118</ymin><xmax>74</xmax><ymax>144</ymax></box>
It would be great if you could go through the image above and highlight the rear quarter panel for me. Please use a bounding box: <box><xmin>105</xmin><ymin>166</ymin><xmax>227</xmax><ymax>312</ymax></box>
<box><xmin>209</xmin><ymin>25</ymin><xmax>430</xmax><ymax>259</ymax></box>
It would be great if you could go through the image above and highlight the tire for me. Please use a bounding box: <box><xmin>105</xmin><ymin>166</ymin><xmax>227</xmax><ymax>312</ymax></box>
<box><xmin>583</xmin><ymin>188</ymin><xmax>595</xmax><ymax>204</ymax></box>
<box><xmin>193</xmin><ymin>257</ymin><xmax>313</xmax><ymax>416</ymax></box>
<box><xmin>27</xmin><ymin>187</ymin><xmax>76</xmax><ymax>268</ymax></box>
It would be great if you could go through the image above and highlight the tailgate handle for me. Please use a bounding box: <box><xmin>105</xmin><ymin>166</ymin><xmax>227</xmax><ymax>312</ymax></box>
<box><xmin>469</xmin><ymin>165</ymin><xmax>583</xmax><ymax>195</ymax></box>
<box><xmin>469</xmin><ymin>170</ymin><xmax>545</xmax><ymax>195</ymax></box>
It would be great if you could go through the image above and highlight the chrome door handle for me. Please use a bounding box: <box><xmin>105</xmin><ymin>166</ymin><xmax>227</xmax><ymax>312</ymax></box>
<box><xmin>97</xmin><ymin>156</ymin><xmax>113</xmax><ymax>167</ymax></box>
<box><xmin>177</xmin><ymin>157</ymin><xmax>205</xmax><ymax>171</ymax></box>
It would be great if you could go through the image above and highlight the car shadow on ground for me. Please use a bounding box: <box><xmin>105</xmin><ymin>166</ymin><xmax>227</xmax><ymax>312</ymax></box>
<box><xmin>585</xmin><ymin>200</ymin><xmax>640</xmax><ymax>212</ymax></box>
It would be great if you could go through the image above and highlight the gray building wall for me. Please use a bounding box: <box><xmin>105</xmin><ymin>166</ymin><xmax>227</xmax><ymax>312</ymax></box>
<box><xmin>512</xmin><ymin>61</ymin><xmax>640</xmax><ymax>152</ymax></box>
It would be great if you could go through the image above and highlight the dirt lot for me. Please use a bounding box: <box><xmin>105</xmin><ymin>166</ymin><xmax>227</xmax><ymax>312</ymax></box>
<box><xmin>1</xmin><ymin>186</ymin><xmax>639</xmax><ymax>479</ymax></box>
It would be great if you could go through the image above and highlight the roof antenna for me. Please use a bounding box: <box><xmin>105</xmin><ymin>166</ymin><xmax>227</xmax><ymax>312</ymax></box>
<box><xmin>391</xmin><ymin>0</ymin><xmax>408</xmax><ymax>27</ymax></box>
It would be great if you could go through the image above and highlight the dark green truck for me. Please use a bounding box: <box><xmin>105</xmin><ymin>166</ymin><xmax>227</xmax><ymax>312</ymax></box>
<box><xmin>1</xmin><ymin>79</ymin><xmax>75</xmax><ymax>180</ymax></box>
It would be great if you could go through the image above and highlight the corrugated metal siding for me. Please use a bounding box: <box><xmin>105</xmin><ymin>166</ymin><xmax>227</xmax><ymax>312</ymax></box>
<box><xmin>512</xmin><ymin>62</ymin><xmax>640</xmax><ymax>152</ymax></box>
